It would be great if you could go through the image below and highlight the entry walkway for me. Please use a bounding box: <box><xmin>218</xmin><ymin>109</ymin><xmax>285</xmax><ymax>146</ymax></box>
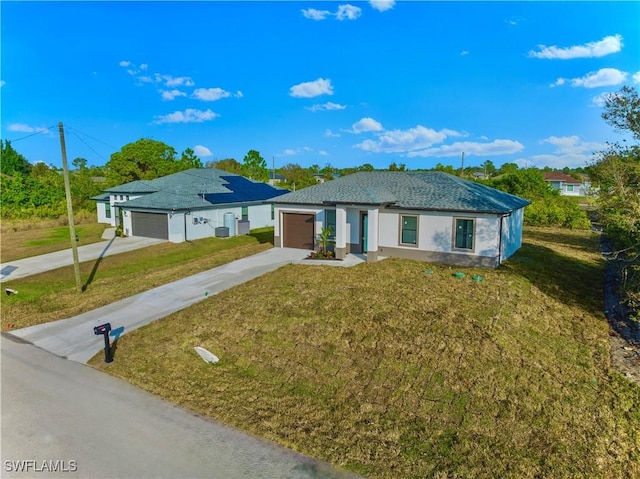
<box><xmin>9</xmin><ymin>248</ymin><xmax>365</xmax><ymax>363</ymax></box>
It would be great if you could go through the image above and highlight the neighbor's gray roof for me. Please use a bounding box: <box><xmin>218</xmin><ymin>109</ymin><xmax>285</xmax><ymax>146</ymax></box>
<box><xmin>100</xmin><ymin>168</ymin><xmax>285</xmax><ymax>211</ymax></box>
<box><xmin>272</xmin><ymin>171</ymin><xmax>530</xmax><ymax>214</ymax></box>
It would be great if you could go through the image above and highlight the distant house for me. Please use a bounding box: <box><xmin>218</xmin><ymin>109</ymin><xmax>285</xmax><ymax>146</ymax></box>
<box><xmin>271</xmin><ymin>171</ymin><xmax>530</xmax><ymax>268</ymax></box>
<box><xmin>93</xmin><ymin>168</ymin><xmax>287</xmax><ymax>242</ymax></box>
<box><xmin>268</xmin><ymin>171</ymin><xmax>285</xmax><ymax>186</ymax></box>
<box><xmin>543</xmin><ymin>172</ymin><xmax>584</xmax><ymax>196</ymax></box>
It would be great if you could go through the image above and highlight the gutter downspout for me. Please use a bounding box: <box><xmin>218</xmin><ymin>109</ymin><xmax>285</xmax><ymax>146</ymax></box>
<box><xmin>497</xmin><ymin>212</ymin><xmax>512</xmax><ymax>266</ymax></box>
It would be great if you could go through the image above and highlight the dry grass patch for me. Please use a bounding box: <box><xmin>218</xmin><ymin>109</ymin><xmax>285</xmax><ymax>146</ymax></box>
<box><xmin>91</xmin><ymin>227</ymin><xmax>640</xmax><ymax>478</ymax></box>
<box><xmin>1</xmin><ymin>214</ymin><xmax>106</xmax><ymax>262</ymax></box>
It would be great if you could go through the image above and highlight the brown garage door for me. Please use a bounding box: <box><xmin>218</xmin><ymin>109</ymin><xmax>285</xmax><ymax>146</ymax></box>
<box><xmin>131</xmin><ymin>212</ymin><xmax>169</xmax><ymax>240</ymax></box>
<box><xmin>283</xmin><ymin>213</ymin><xmax>314</xmax><ymax>250</ymax></box>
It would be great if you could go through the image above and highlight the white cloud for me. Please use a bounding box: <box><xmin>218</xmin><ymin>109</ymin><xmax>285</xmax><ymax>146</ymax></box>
<box><xmin>319</xmin><ymin>150</ymin><xmax>329</xmax><ymax>156</ymax></box>
<box><xmin>634</xmin><ymin>71</ymin><xmax>640</xmax><ymax>84</ymax></box>
<box><xmin>355</xmin><ymin>125</ymin><xmax>464</xmax><ymax>153</ymax></box>
<box><xmin>160</xmin><ymin>89</ymin><xmax>187</xmax><ymax>101</ymax></box>
<box><xmin>302</xmin><ymin>8</ymin><xmax>331</xmax><ymax>20</ymax></box>
<box><xmin>307</xmin><ymin>102</ymin><xmax>347</xmax><ymax>112</ymax></box>
<box><xmin>336</xmin><ymin>4</ymin><xmax>362</xmax><ymax>20</ymax></box>
<box><xmin>591</xmin><ymin>91</ymin><xmax>613</xmax><ymax>108</ymax></box>
<box><xmin>529</xmin><ymin>34</ymin><xmax>623</xmax><ymax>59</ymax></box>
<box><xmin>520</xmin><ymin>135</ymin><xmax>606</xmax><ymax>168</ymax></box>
<box><xmin>406</xmin><ymin>139</ymin><xmax>523</xmax><ymax>158</ymax></box>
<box><xmin>289</xmin><ymin>78</ymin><xmax>334</xmax><ymax>98</ymax></box>
<box><xmin>351</xmin><ymin>117</ymin><xmax>384</xmax><ymax>133</ymax></box>
<box><xmin>569</xmin><ymin>68</ymin><xmax>627</xmax><ymax>88</ymax></box>
<box><xmin>140</xmin><ymin>64</ymin><xmax>148</xmax><ymax>71</ymax></box>
<box><xmin>153</xmin><ymin>108</ymin><xmax>219</xmax><ymax>124</ymax></box>
<box><xmin>193</xmin><ymin>145</ymin><xmax>213</xmax><ymax>157</ymax></box>
<box><xmin>192</xmin><ymin>87</ymin><xmax>232</xmax><ymax>101</ymax></box>
<box><xmin>0</xmin><ymin>80</ymin><xmax>5</xmax><ymax>88</ymax></box>
<box><xmin>236</xmin><ymin>90</ymin><xmax>244</xmax><ymax>98</ymax></box>
<box><xmin>156</xmin><ymin>74</ymin><xmax>195</xmax><ymax>87</ymax></box>
<box><xmin>550</xmin><ymin>77</ymin><xmax>566</xmax><ymax>87</ymax></box>
<box><xmin>325</xmin><ymin>129</ymin><xmax>340</xmax><ymax>138</ymax></box>
<box><xmin>369</xmin><ymin>0</ymin><xmax>395</xmax><ymax>12</ymax></box>
<box><xmin>119</xmin><ymin>60</ymin><xmax>132</xmax><ymax>67</ymax></box>
<box><xmin>282</xmin><ymin>148</ymin><xmax>297</xmax><ymax>156</ymax></box>
<box><xmin>460</xmin><ymin>50</ymin><xmax>469</xmax><ymax>56</ymax></box>
<box><xmin>7</xmin><ymin>123</ymin><xmax>48</xmax><ymax>133</ymax></box>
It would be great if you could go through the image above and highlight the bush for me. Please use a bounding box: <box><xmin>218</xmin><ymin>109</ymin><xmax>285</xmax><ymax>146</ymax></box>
<box><xmin>524</xmin><ymin>198</ymin><xmax>591</xmax><ymax>229</ymax></box>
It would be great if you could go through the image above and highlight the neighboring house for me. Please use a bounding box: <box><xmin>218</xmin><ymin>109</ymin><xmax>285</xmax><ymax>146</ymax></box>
<box><xmin>94</xmin><ymin>168</ymin><xmax>287</xmax><ymax>242</ymax></box>
<box><xmin>268</xmin><ymin>171</ymin><xmax>285</xmax><ymax>186</ymax></box>
<box><xmin>543</xmin><ymin>172</ymin><xmax>584</xmax><ymax>196</ymax></box>
<box><xmin>271</xmin><ymin>171</ymin><xmax>530</xmax><ymax>268</ymax></box>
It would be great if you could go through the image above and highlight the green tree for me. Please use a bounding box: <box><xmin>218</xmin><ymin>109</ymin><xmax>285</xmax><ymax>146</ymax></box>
<box><xmin>481</xmin><ymin>160</ymin><xmax>496</xmax><ymax>176</ymax></box>
<box><xmin>389</xmin><ymin>162</ymin><xmax>407</xmax><ymax>171</ymax></box>
<box><xmin>497</xmin><ymin>162</ymin><xmax>519</xmax><ymax>175</ymax></box>
<box><xmin>280</xmin><ymin>163</ymin><xmax>317</xmax><ymax>190</ymax></box>
<box><xmin>72</xmin><ymin>157</ymin><xmax>88</xmax><ymax>170</ymax></box>
<box><xmin>590</xmin><ymin>86</ymin><xmax>640</xmax><ymax>317</ymax></box>
<box><xmin>179</xmin><ymin>147</ymin><xmax>203</xmax><ymax>169</ymax></box>
<box><xmin>105</xmin><ymin>138</ymin><xmax>179</xmax><ymax>186</ymax></box>
<box><xmin>357</xmin><ymin>163</ymin><xmax>375</xmax><ymax>172</ymax></box>
<box><xmin>209</xmin><ymin>158</ymin><xmax>243</xmax><ymax>174</ymax></box>
<box><xmin>433</xmin><ymin>163</ymin><xmax>455</xmax><ymax>174</ymax></box>
<box><xmin>241</xmin><ymin>149</ymin><xmax>268</xmax><ymax>182</ymax></box>
<box><xmin>1</xmin><ymin>140</ymin><xmax>32</xmax><ymax>175</ymax></box>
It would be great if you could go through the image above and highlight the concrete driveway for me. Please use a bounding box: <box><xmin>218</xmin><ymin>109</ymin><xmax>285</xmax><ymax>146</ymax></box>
<box><xmin>0</xmin><ymin>235</ymin><xmax>165</xmax><ymax>282</ymax></box>
<box><xmin>8</xmin><ymin>247</ymin><xmax>314</xmax><ymax>362</ymax></box>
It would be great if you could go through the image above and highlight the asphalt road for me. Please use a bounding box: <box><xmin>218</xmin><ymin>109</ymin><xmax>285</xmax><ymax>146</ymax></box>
<box><xmin>1</xmin><ymin>334</ymin><xmax>361</xmax><ymax>479</ymax></box>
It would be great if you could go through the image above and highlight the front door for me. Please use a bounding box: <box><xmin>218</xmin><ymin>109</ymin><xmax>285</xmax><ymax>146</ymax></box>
<box><xmin>361</xmin><ymin>212</ymin><xmax>368</xmax><ymax>253</ymax></box>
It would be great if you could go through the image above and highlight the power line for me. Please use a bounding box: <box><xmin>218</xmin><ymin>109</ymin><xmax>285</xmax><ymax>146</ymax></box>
<box><xmin>8</xmin><ymin>125</ymin><xmax>56</xmax><ymax>143</ymax></box>
<box><xmin>68</xmin><ymin>130</ymin><xmax>110</xmax><ymax>163</ymax></box>
<box><xmin>65</xmin><ymin>125</ymin><xmax>118</xmax><ymax>150</ymax></box>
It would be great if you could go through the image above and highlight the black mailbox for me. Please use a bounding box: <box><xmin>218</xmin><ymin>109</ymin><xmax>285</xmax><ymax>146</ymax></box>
<box><xmin>93</xmin><ymin>322</ymin><xmax>113</xmax><ymax>363</ymax></box>
<box><xmin>94</xmin><ymin>323</ymin><xmax>111</xmax><ymax>335</ymax></box>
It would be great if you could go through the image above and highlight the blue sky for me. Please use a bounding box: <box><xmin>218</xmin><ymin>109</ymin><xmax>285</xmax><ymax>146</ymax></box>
<box><xmin>1</xmin><ymin>1</ymin><xmax>639</xmax><ymax>171</ymax></box>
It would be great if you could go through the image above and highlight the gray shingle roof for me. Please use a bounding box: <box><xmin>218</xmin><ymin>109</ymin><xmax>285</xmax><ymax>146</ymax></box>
<box><xmin>100</xmin><ymin>169</ymin><xmax>286</xmax><ymax>211</ymax></box>
<box><xmin>272</xmin><ymin>171</ymin><xmax>529</xmax><ymax>214</ymax></box>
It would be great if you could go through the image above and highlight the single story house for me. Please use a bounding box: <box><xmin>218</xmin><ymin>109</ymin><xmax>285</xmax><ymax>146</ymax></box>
<box><xmin>94</xmin><ymin>168</ymin><xmax>288</xmax><ymax>242</ymax></box>
<box><xmin>271</xmin><ymin>171</ymin><xmax>530</xmax><ymax>268</ymax></box>
<box><xmin>543</xmin><ymin>172</ymin><xmax>584</xmax><ymax>196</ymax></box>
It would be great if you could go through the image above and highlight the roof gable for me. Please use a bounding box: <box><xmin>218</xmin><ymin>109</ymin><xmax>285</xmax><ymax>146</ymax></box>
<box><xmin>273</xmin><ymin>171</ymin><xmax>529</xmax><ymax>214</ymax></box>
<box><xmin>543</xmin><ymin>172</ymin><xmax>582</xmax><ymax>184</ymax></box>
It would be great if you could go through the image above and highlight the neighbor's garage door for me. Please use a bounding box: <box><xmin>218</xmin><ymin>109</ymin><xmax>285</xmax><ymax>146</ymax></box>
<box><xmin>131</xmin><ymin>212</ymin><xmax>169</xmax><ymax>240</ymax></box>
<box><xmin>283</xmin><ymin>213</ymin><xmax>314</xmax><ymax>250</ymax></box>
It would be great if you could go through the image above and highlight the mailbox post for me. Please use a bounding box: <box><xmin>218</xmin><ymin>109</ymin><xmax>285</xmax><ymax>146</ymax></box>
<box><xmin>94</xmin><ymin>322</ymin><xmax>113</xmax><ymax>363</ymax></box>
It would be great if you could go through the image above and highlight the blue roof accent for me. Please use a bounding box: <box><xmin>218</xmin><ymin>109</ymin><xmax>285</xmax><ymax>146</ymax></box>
<box><xmin>203</xmin><ymin>176</ymin><xmax>289</xmax><ymax>204</ymax></box>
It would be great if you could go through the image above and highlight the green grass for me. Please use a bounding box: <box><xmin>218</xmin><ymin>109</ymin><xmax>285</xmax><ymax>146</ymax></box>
<box><xmin>1</xmin><ymin>221</ymin><xmax>107</xmax><ymax>262</ymax></box>
<box><xmin>86</xmin><ymin>227</ymin><xmax>640</xmax><ymax>478</ymax></box>
<box><xmin>0</xmin><ymin>228</ymin><xmax>275</xmax><ymax>330</ymax></box>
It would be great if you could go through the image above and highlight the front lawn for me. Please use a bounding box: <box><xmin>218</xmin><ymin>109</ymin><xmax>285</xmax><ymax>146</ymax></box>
<box><xmin>0</xmin><ymin>229</ymin><xmax>274</xmax><ymax>331</ymax></box>
<box><xmin>89</xmin><ymin>227</ymin><xmax>640</xmax><ymax>478</ymax></box>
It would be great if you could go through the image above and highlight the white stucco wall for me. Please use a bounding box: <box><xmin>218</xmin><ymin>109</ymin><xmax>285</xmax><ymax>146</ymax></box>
<box><xmin>95</xmin><ymin>202</ymin><xmax>110</xmax><ymax>224</ymax></box>
<box><xmin>500</xmin><ymin>207</ymin><xmax>524</xmax><ymax>262</ymax></box>
<box><xmin>275</xmin><ymin>204</ymin><xmax>525</xmax><ymax>264</ymax></box>
<box><xmin>378</xmin><ymin>209</ymin><xmax>501</xmax><ymax>258</ymax></box>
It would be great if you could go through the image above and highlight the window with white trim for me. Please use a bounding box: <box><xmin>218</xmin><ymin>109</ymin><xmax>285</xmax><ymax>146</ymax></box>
<box><xmin>454</xmin><ymin>218</ymin><xmax>474</xmax><ymax>250</ymax></box>
<box><xmin>401</xmin><ymin>215</ymin><xmax>418</xmax><ymax>245</ymax></box>
<box><xmin>325</xmin><ymin>209</ymin><xmax>336</xmax><ymax>237</ymax></box>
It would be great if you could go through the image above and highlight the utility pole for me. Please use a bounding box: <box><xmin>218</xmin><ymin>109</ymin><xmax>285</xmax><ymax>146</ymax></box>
<box><xmin>460</xmin><ymin>151</ymin><xmax>465</xmax><ymax>177</ymax></box>
<box><xmin>59</xmin><ymin>122</ymin><xmax>82</xmax><ymax>293</ymax></box>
